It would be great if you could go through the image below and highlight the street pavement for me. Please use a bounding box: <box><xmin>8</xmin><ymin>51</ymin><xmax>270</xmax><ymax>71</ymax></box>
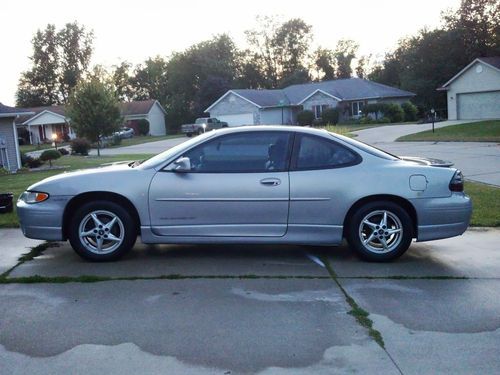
<box><xmin>89</xmin><ymin>136</ymin><xmax>187</xmax><ymax>156</ymax></box>
<box><xmin>1</xmin><ymin>227</ymin><xmax>499</xmax><ymax>374</ymax></box>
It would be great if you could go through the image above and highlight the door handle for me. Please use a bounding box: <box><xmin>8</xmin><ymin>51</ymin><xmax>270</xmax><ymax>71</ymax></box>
<box><xmin>260</xmin><ymin>178</ymin><xmax>281</xmax><ymax>186</ymax></box>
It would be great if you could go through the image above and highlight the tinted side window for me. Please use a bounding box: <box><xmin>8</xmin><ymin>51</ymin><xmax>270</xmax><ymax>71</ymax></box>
<box><xmin>293</xmin><ymin>134</ymin><xmax>359</xmax><ymax>170</ymax></box>
<box><xmin>183</xmin><ymin>132</ymin><xmax>291</xmax><ymax>173</ymax></box>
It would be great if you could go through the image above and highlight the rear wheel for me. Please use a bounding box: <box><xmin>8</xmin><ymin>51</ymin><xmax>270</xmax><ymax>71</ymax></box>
<box><xmin>186</xmin><ymin>133</ymin><xmax>192</xmax><ymax>137</ymax></box>
<box><xmin>346</xmin><ymin>201</ymin><xmax>413</xmax><ymax>262</ymax></box>
<box><xmin>68</xmin><ymin>201</ymin><xmax>137</xmax><ymax>261</ymax></box>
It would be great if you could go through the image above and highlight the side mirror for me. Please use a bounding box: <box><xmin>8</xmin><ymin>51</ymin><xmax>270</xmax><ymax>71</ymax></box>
<box><xmin>173</xmin><ymin>157</ymin><xmax>191</xmax><ymax>172</ymax></box>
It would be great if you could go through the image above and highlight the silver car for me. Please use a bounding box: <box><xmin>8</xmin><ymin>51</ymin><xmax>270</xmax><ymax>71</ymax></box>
<box><xmin>17</xmin><ymin>126</ymin><xmax>472</xmax><ymax>262</ymax></box>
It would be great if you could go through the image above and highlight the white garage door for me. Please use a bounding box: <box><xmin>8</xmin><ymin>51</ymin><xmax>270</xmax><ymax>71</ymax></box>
<box><xmin>217</xmin><ymin>113</ymin><xmax>254</xmax><ymax>127</ymax></box>
<box><xmin>457</xmin><ymin>91</ymin><xmax>500</xmax><ymax>120</ymax></box>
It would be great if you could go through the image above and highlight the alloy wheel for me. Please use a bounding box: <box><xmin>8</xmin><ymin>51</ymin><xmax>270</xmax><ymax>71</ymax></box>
<box><xmin>78</xmin><ymin>210</ymin><xmax>125</xmax><ymax>255</ymax></box>
<box><xmin>358</xmin><ymin>210</ymin><xmax>403</xmax><ymax>254</ymax></box>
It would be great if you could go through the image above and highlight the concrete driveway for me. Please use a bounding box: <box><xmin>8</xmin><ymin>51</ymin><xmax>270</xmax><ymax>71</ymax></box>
<box><xmin>1</xmin><ymin>228</ymin><xmax>499</xmax><ymax>374</ymax></box>
<box><xmin>89</xmin><ymin>136</ymin><xmax>187</xmax><ymax>156</ymax></box>
<box><xmin>353</xmin><ymin>121</ymin><xmax>500</xmax><ymax>186</ymax></box>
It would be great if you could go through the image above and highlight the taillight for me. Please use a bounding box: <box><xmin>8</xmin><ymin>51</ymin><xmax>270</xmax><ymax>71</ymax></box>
<box><xmin>449</xmin><ymin>170</ymin><xmax>464</xmax><ymax>192</ymax></box>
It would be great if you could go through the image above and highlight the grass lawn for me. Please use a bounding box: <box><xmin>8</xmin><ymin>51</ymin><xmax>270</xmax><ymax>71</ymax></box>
<box><xmin>19</xmin><ymin>142</ymin><xmax>69</xmax><ymax>153</ymax></box>
<box><xmin>465</xmin><ymin>181</ymin><xmax>500</xmax><ymax>227</ymax></box>
<box><xmin>396</xmin><ymin>120</ymin><xmax>500</xmax><ymax>142</ymax></box>
<box><xmin>323</xmin><ymin>122</ymin><xmax>419</xmax><ymax>137</ymax></box>
<box><xmin>105</xmin><ymin>134</ymin><xmax>183</xmax><ymax>148</ymax></box>
<box><xmin>0</xmin><ymin>154</ymin><xmax>153</xmax><ymax>228</ymax></box>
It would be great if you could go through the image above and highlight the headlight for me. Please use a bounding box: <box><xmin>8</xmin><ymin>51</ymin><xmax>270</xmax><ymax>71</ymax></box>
<box><xmin>19</xmin><ymin>191</ymin><xmax>49</xmax><ymax>204</ymax></box>
<box><xmin>202</xmin><ymin>123</ymin><xmax>207</xmax><ymax>128</ymax></box>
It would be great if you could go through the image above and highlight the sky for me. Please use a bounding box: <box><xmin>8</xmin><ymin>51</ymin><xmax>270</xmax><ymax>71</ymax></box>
<box><xmin>0</xmin><ymin>0</ymin><xmax>460</xmax><ymax>106</ymax></box>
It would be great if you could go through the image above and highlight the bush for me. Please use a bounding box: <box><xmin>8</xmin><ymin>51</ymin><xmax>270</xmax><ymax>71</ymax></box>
<box><xmin>71</xmin><ymin>138</ymin><xmax>91</xmax><ymax>155</ymax></box>
<box><xmin>312</xmin><ymin>118</ymin><xmax>324</xmax><ymax>126</ymax></box>
<box><xmin>59</xmin><ymin>147</ymin><xmax>69</xmax><ymax>155</ymax></box>
<box><xmin>401</xmin><ymin>102</ymin><xmax>418</xmax><ymax>121</ymax></box>
<box><xmin>297</xmin><ymin>110</ymin><xmax>315</xmax><ymax>126</ymax></box>
<box><xmin>321</xmin><ymin>108</ymin><xmax>340</xmax><ymax>125</ymax></box>
<box><xmin>359</xmin><ymin>116</ymin><xmax>373</xmax><ymax>125</ymax></box>
<box><xmin>137</xmin><ymin>119</ymin><xmax>150</xmax><ymax>136</ymax></box>
<box><xmin>111</xmin><ymin>134</ymin><xmax>122</xmax><ymax>146</ymax></box>
<box><xmin>40</xmin><ymin>149</ymin><xmax>61</xmax><ymax>167</ymax></box>
<box><xmin>377</xmin><ymin>117</ymin><xmax>391</xmax><ymax>124</ymax></box>
<box><xmin>382</xmin><ymin>103</ymin><xmax>404</xmax><ymax>123</ymax></box>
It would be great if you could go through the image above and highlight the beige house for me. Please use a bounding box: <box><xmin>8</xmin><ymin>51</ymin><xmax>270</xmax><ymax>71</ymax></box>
<box><xmin>439</xmin><ymin>57</ymin><xmax>500</xmax><ymax>120</ymax></box>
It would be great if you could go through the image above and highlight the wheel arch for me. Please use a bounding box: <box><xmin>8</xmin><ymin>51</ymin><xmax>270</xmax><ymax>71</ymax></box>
<box><xmin>343</xmin><ymin>194</ymin><xmax>418</xmax><ymax>238</ymax></box>
<box><xmin>62</xmin><ymin>191</ymin><xmax>141</xmax><ymax>240</ymax></box>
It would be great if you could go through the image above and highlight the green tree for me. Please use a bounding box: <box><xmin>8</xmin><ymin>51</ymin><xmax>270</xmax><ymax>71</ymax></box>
<box><xmin>314</xmin><ymin>47</ymin><xmax>335</xmax><ymax>81</ymax></box>
<box><xmin>130</xmin><ymin>56</ymin><xmax>169</xmax><ymax>102</ymax></box>
<box><xmin>334</xmin><ymin>39</ymin><xmax>359</xmax><ymax>79</ymax></box>
<box><xmin>111</xmin><ymin>61</ymin><xmax>134</xmax><ymax>101</ymax></box>
<box><xmin>67</xmin><ymin>77</ymin><xmax>122</xmax><ymax>156</ymax></box>
<box><xmin>16</xmin><ymin>22</ymin><xmax>93</xmax><ymax>107</ymax></box>
<box><xmin>39</xmin><ymin>149</ymin><xmax>61</xmax><ymax>167</ymax></box>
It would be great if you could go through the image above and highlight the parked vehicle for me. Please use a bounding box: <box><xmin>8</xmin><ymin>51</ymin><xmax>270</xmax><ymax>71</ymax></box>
<box><xmin>17</xmin><ymin>126</ymin><xmax>471</xmax><ymax>262</ymax></box>
<box><xmin>114</xmin><ymin>127</ymin><xmax>134</xmax><ymax>139</ymax></box>
<box><xmin>181</xmin><ymin>117</ymin><xmax>228</xmax><ymax>137</ymax></box>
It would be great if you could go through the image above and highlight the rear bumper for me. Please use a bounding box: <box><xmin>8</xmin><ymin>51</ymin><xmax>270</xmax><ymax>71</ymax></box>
<box><xmin>410</xmin><ymin>193</ymin><xmax>472</xmax><ymax>242</ymax></box>
<box><xmin>16</xmin><ymin>197</ymin><xmax>71</xmax><ymax>241</ymax></box>
<box><xmin>181</xmin><ymin>125</ymin><xmax>196</xmax><ymax>134</ymax></box>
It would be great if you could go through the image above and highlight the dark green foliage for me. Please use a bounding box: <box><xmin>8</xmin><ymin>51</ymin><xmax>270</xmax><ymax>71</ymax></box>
<box><xmin>401</xmin><ymin>102</ymin><xmax>418</xmax><ymax>121</ymax></box>
<box><xmin>16</xmin><ymin>22</ymin><xmax>93</xmax><ymax>107</ymax></box>
<box><xmin>111</xmin><ymin>134</ymin><xmax>122</xmax><ymax>146</ymax></box>
<box><xmin>383</xmin><ymin>103</ymin><xmax>404</xmax><ymax>123</ymax></box>
<box><xmin>321</xmin><ymin>108</ymin><xmax>340</xmax><ymax>125</ymax></box>
<box><xmin>58</xmin><ymin>147</ymin><xmax>69</xmax><ymax>155</ymax></box>
<box><xmin>70</xmin><ymin>138</ymin><xmax>91</xmax><ymax>155</ymax></box>
<box><xmin>297</xmin><ymin>110</ymin><xmax>315</xmax><ymax>126</ymax></box>
<box><xmin>137</xmin><ymin>119</ymin><xmax>150</xmax><ymax>136</ymax></box>
<box><xmin>39</xmin><ymin>149</ymin><xmax>61</xmax><ymax>167</ymax></box>
<box><xmin>20</xmin><ymin>153</ymin><xmax>43</xmax><ymax>168</ymax></box>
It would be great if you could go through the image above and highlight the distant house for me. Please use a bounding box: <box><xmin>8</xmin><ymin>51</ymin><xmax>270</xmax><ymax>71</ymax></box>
<box><xmin>0</xmin><ymin>103</ymin><xmax>33</xmax><ymax>172</ymax></box>
<box><xmin>16</xmin><ymin>99</ymin><xmax>167</xmax><ymax>145</ymax></box>
<box><xmin>438</xmin><ymin>57</ymin><xmax>500</xmax><ymax>120</ymax></box>
<box><xmin>206</xmin><ymin>78</ymin><xmax>415</xmax><ymax>126</ymax></box>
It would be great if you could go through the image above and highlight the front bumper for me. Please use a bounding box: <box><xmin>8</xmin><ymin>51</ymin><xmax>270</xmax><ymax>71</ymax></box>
<box><xmin>410</xmin><ymin>193</ymin><xmax>472</xmax><ymax>242</ymax></box>
<box><xmin>16</xmin><ymin>196</ymin><xmax>72</xmax><ymax>241</ymax></box>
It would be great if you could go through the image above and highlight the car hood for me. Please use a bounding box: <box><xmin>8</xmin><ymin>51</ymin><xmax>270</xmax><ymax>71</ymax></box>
<box><xmin>400</xmin><ymin>156</ymin><xmax>454</xmax><ymax>167</ymax></box>
<box><xmin>27</xmin><ymin>163</ymin><xmax>134</xmax><ymax>191</ymax></box>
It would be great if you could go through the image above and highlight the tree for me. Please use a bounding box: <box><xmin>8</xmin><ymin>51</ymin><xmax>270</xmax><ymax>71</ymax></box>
<box><xmin>314</xmin><ymin>47</ymin><xmax>335</xmax><ymax>81</ymax></box>
<box><xmin>111</xmin><ymin>61</ymin><xmax>134</xmax><ymax>101</ymax></box>
<box><xmin>39</xmin><ymin>149</ymin><xmax>61</xmax><ymax>167</ymax></box>
<box><xmin>245</xmin><ymin>16</ymin><xmax>312</xmax><ymax>87</ymax></box>
<box><xmin>334</xmin><ymin>39</ymin><xmax>359</xmax><ymax>79</ymax></box>
<box><xmin>57</xmin><ymin>22</ymin><xmax>94</xmax><ymax>102</ymax></box>
<box><xmin>16</xmin><ymin>22</ymin><xmax>94</xmax><ymax>107</ymax></box>
<box><xmin>67</xmin><ymin>77</ymin><xmax>122</xmax><ymax>156</ymax></box>
<box><xmin>129</xmin><ymin>56</ymin><xmax>169</xmax><ymax>102</ymax></box>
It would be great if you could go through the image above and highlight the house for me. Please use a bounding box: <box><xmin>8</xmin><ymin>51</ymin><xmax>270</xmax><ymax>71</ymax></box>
<box><xmin>438</xmin><ymin>57</ymin><xmax>500</xmax><ymax>120</ymax></box>
<box><xmin>119</xmin><ymin>100</ymin><xmax>167</xmax><ymax>136</ymax></box>
<box><xmin>0</xmin><ymin>103</ymin><xmax>33</xmax><ymax>172</ymax></box>
<box><xmin>206</xmin><ymin>78</ymin><xmax>415</xmax><ymax>126</ymax></box>
<box><xmin>16</xmin><ymin>99</ymin><xmax>167</xmax><ymax>145</ymax></box>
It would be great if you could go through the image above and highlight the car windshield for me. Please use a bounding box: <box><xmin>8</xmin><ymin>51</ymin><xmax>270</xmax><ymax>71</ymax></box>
<box><xmin>329</xmin><ymin>132</ymin><xmax>400</xmax><ymax>160</ymax></box>
<box><xmin>195</xmin><ymin>118</ymin><xmax>208</xmax><ymax>124</ymax></box>
<box><xmin>137</xmin><ymin>132</ymin><xmax>215</xmax><ymax>169</ymax></box>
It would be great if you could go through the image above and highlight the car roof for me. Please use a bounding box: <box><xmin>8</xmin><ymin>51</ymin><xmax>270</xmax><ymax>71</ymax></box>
<box><xmin>210</xmin><ymin>125</ymin><xmax>330</xmax><ymax>137</ymax></box>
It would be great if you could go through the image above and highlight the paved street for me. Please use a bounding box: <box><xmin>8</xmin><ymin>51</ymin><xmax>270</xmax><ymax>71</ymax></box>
<box><xmin>1</xmin><ymin>228</ymin><xmax>499</xmax><ymax>374</ymax></box>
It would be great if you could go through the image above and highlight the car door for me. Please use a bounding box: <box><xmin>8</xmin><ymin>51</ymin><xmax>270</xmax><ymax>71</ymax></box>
<box><xmin>149</xmin><ymin>131</ymin><xmax>293</xmax><ymax>237</ymax></box>
<box><xmin>288</xmin><ymin>133</ymin><xmax>362</xmax><ymax>242</ymax></box>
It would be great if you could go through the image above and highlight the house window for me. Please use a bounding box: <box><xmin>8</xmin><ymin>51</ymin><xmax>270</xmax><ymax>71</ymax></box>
<box><xmin>312</xmin><ymin>104</ymin><xmax>329</xmax><ymax>119</ymax></box>
<box><xmin>351</xmin><ymin>101</ymin><xmax>365</xmax><ymax>117</ymax></box>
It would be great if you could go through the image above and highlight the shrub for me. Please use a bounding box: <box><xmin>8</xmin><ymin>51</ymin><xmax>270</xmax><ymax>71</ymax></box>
<box><xmin>312</xmin><ymin>118</ymin><xmax>324</xmax><ymax>126</ymax></box>
<box><xmin>71</xmin><ymin>138</ymin><xmax>91</xmax><ymax>155</ymax></box>
<box><xmin>297</xmin><ymin>110</ymin><xmax>315</xmax><ymax>126</ymax></box>
<box><xmin>20</xmin><ymin>152</ymin><xmax>32</xmax><ymax>167</ymax></box>
<box><xmin>322</xmin><ymin>108</ymin><xmax>340</xmax><ymax>125</ymax></box>
<box><xmin>383</xmin><ymin>103</ymin><xmax>404</xmax><ymax>123</ymax></box>
<box><xmin>111</xmin><ymin>134</ymin><xmax>122</xmax><ymax>146</ymax></box>
<box><xmin>359</xmin><ymin>116</ymin><xmax>373</xmax><ymax>125</ymax></box>
<box><xmin>401</xmin><ymin>102</ymin><xmax>418</xmax><ymax>121</ymax></box>
<box><xmin>137</xmin><ymin>119</ymin><xmax>150</xmax><ymax>135</ymax></box>
<box><xmin>363</xmin><ymin>103</ymin><xmax>382</xmax><ymax>119</ymax></box>
<box><xmin>40</xmin><ymin>149</ymin><xmax>61</xmax><ymax>167</ymax></box>
<box><xmin>59</xmin><ymin>147</ymin><xmax>69</xmax><ymax>155</ymax></box>
<box><xmin>377</xmin><ymin>117</ymin><xmax>391</xmax><ymax>124</ymax></box>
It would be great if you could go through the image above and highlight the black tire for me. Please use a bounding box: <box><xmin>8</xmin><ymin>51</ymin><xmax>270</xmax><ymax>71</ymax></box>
<box><xmin>186</xmin><ymin>133</ymin><xmax>192</xmax><ymax>138</ymax></box>
<box><xmin>197</xmin><ymin>129</ymin><xmax>203</xmax><ymax>136</ymax></box>
<box><xmin>68</xmin><ymin>200</ymin><xmax>137</xmax><ymax>261</ymax></box>
<box><xmin>345</xmin><ymin>201</ymin><xmax>413</xmax><ymax>262</ymax></box>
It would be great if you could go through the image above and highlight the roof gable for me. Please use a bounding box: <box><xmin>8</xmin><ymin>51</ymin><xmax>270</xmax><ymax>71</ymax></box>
<box><xmin>0</xmin><ymin>103</ymin><xmax>34</xmax><ymax>118</ymax></box>
<box><xmin>441</xmin><ymin>57</ymin><xmax>500</xmax><ymax>88</ymax></box>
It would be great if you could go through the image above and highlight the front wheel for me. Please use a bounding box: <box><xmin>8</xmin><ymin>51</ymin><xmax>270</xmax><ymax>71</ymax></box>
<box><xmin>346</xmin><ymin>201</ymin><xmax>413</xmax><ymax>262</ymax></box>
<box><xmin>68</xmin><ymin>201</ymin><xmax>137</xmax><ymax>261</ymax></box>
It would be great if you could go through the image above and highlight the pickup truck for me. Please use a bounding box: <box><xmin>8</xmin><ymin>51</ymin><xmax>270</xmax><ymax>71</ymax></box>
<box><xmin>181</xmin><ymin>117</ymin><xmax>228</xmax><ymax>137</ymax></box>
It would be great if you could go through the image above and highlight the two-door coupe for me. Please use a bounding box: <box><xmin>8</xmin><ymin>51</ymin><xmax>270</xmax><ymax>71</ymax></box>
<box><xmin>17</xmin><ymin>126</ymin><xmax>472</xmax><ymax>262</ymax></box>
